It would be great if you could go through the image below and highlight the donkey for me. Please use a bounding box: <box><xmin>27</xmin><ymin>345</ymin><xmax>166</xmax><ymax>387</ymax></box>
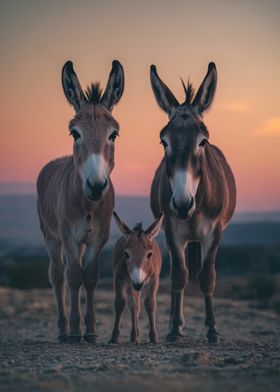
<box><xmin>109</xmin><ymin>212</ymin><xmax>163</xmax><ymax>345</ymax></box>
<box><xmin>37</xmin><ymin>60</ymin><xmax>124</xmax><ymax>343</ymax></box>
<box><xmin>150</xmin><ymin>62</ymin><xmax>236</xmax><ymax>344</ymax></box>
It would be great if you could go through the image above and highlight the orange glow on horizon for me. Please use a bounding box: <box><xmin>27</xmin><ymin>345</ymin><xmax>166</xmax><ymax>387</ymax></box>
<box><xmin>0</xmin><ymin>0</ymin><xmax>279</xmax><ymax>211</ymax></box>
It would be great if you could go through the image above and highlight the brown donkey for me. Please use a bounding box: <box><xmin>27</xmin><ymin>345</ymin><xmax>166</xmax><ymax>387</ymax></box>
<box><xmin>109</xmin><ymin>212</ymin><xmax>163</xmax><ymax>344</ymax></box>
<box><xmin>150</xmin><ymin>62</ymin><xmax>236</xmax><ymax>344</ymax></box>
<box><xmin>37</xmin><ymin>60</ymin><xmax>124</xmax><ymax>343</ymax></box>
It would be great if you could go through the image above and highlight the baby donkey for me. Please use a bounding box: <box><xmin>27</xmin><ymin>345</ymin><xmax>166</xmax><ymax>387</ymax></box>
<box><xmin>110</xmin><ymin>212</ymin><xmax>163</xmax><ymax>344</ymax></box>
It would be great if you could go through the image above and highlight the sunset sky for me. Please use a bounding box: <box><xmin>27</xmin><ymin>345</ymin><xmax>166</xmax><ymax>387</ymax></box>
<box><xmin>0</xmin><ymin>0</ymin><xmax>279</xmax><ymax>211</ymax></box>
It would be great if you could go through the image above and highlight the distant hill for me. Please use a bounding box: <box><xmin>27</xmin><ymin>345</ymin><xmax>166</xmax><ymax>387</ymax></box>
<box><xmin>232</xmin><ymin>211</ymin><xmax>280</xmax><ymax>223</ymax></box>
<box><xmin>0</xmin><ymin>182</ymin><xmax>36</xmax><ymax>195</ymax></box>
<box><xmin>0</xmin><ymin>194</ymin><xmax>279</xmax><ymax>258</ymax></box>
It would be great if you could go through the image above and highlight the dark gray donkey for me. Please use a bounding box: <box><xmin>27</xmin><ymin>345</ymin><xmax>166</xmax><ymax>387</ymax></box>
<box><xmin>150</xmin><ymin>62</ymin><xmax>236</xmax><ymax>343</ymax></box>
<box><xmin>37</xmin><ymin>60</ymin><xmax>124</xmax><ymax>343</ymax></box>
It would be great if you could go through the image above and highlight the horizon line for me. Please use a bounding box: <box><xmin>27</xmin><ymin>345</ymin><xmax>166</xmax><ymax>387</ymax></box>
<box><xmin>0</xmin><ymin>182</ymin><xmax>279</xmax><ymax>213</ymax></box>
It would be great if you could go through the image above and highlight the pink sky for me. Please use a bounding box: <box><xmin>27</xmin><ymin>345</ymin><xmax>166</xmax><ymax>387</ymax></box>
<box><xmin>0</xmin><ymin>0</ymin><xmax>279</xmax><ymax>211</ymax></box>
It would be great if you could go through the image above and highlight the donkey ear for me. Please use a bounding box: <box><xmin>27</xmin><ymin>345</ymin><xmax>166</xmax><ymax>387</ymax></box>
<box><xmin>150</xmin><ymin>65</ymin><xmax>179</xmax><ymax>118</ymax></box>
<box><xmin>62</xmin><ymin>61</ymin><xmax>86</xmax><ymax>112</ymax></box>
<box><xmin>192</xmin><ymin>62</ymin><xmax>217</xmax><ymax>115</ymax></box>
<box><xmin>145</xmin><ymin>212</ymin><xmax>164</xmax><ymax>240</ymax></box>
<box><xmin>113</xmin><ymin>211</ymin><xmax>131</xmax><ymax>237</ymax></box>
<box><xmin>101</xmin><ymin>60</ymin><xmax>125</xmax><ymax>111</ymax></box>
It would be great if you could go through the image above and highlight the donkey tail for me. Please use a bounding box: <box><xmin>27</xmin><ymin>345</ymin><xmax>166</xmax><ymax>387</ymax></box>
<box><xmin>187</xmin><ymin>242</ymin><xmax>202</xmax><ymax>283</ymax></box>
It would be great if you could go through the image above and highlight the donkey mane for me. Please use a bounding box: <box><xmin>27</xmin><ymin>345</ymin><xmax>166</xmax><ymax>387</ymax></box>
<box><xmin>84</xmin><ymin>83</ymin><xmax>103</xmax><ymax>104</ymax></box>
<box><xmin>181</xmin><ymin>79</ymin><xmax>196</xmax><ymax>105</ymax></box>
<box><xmin>132</xmin><ymin>222</ymin><xmax>144</xmax><ymax>232</ymax></box>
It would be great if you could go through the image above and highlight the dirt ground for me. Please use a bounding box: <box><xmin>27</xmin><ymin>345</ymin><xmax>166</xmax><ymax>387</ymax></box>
<box><xmin>0</xmin><ymin>283</ymin><xmax>280</xmax><ymax>392</ymax></box>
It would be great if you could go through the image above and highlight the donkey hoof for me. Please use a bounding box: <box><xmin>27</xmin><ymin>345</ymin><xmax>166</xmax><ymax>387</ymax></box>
<box><xmin>109</xmin><ymin>339</ymin><xmax>118</xmax><ymax>345</ymax></box>
<box><xmin>58</xmin><ymin>334</ymin><xmax>68</xmax><ymax>343</ymax></box>
<box><xmin>67</xmin><ymin>335</ymin><xmax>81</xmax><ymax>344</ymax></box>
<box><xmin>130</xmin><ymin>338</ymin><xmax>140</xmax><ymax>345</ymax></box>
<box><xmin>109</xmin><ymin>336</ymin><xmax>119</xmax><ymax>344</ymax></box>
<box><xmin>166</xmin><ymin>332</ymin><xmax>184</xmax><ymax>342</ymax></box>
<box><xmin>207</xmin><ymin>330</ymin><xmax>220</xmax><ymax>345</ymax></box>
<box><xmin>149</xmin><ymin>334</ymin><xmax>158</xmax><ymax>344</ymax></box>
<box><xmin>150</xmin><ymin>337</ymin><xmax>158</xmax><ymax>344</ymax></box>
<box><xmin>83</xmin><ymin>334</ymin><xmax>97</xmax><ymax>344</ymax></box>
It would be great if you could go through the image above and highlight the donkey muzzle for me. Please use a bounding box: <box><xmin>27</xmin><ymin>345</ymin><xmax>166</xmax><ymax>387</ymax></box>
<box><xmin>132</xmin><ymin>281</ymin><xmax>144</xmax><ymax>291</ymax></box>
<box><xmin>86</xmin><ymin>178</ymin><xmax>108</xmax><ymax>201</ymax></box>
<box><xmin>171</xmin><ymin>196</ymin><xmax>195</xmax><ymax>220</ymax></box>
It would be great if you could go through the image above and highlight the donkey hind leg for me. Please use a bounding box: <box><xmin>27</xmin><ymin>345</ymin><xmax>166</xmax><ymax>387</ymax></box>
<box><xmin>167</xmin><ymin>244</ymin><xmax>188</xmax><ymax>341</ymax></box>
<box><xmin>199</xmin><ymin>243</ymin><xmax>220</xmax><ymax>344</ymax></box>
<box><xmin>127</xmin><ymin>287</ymin><xmax>141</xmax><ymax>344</ymax></box>
<box><xmin>64</xmin><ymin>240</ymin><xmax>84</xmax><ymax>343</ymax></box>
<box><xmin>46</xmin><ymin>238</ymin><xmax>68</xmax><ymax>342</ymax></box>
<box><xmin>109</xmin><ymin>280</ymin><xmax>127</xmax><ymax>344</ymax></box>
<box><xmin>144</xmin><ymin>281</ymin><xmax>159</xmax><ymax>344</ymax></box>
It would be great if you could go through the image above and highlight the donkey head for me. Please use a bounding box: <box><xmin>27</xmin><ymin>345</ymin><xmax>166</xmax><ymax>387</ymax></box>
<box><xmin>113</xmin><ymin>212</ymin><xmax>164</xmax><ymax>291</ymax></box>
<box><xmin>150</xmin><ymin>62</ymin><xmax>217</xmax><ymax>220</ymax></box>
<box><xmin>62</xmin><ymin>60</ymin><xmax>124</xmax><ymax>201</ymax></box>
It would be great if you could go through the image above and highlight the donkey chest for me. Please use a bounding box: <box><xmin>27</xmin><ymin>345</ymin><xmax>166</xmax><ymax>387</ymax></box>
<box><xmin>71</xmin><ymin>214</ymin><xmax>101</xmax><ymax>243</ymax></box>
<box><xmin>194</xmin><ymin>214</ymin><xmax>218</xmax><ymax>239</ymax></box>
<box><xmin>169</xmin><ymin>213</ymin><xmax>217</xmax><ymax>242</ymax></box>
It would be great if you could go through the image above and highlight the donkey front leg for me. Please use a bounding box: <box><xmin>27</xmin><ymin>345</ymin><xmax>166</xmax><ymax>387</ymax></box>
<box><xmin>109</xmin><ymin>280</ymin><xmax>127</xmax><ymax>344</ymax></box>
<box><xmin>83</xmin><ymin>241</ymin><xmax>106</xmax><ymax>343</ymax></box>
<box><xmin>167</xmin><ymin>241</ymin><xmax>188</xmax><ymax>341</ymax></box>
<box><xmin>64</xmin><ymin>240</ymin><xmax>84</xmax><ymax>343</ymax></box>
<box><xmin>144</xmin><ymin>280</ymin><xmax>159</xmax><ymax>344</ymax></box>
<box><xmin>199</xmin><ymin>241</ymin><xmax>220</xmax><ymax>344</ymax></box>
<box><xmin>46</xmin><ymin>238</ymin><xmax>68</xmax><ymax>342</ymax></box>
<box><xmin>127</xmin><ymin>287</ymin><xmax>141</xmax><ymax>344</ymax></box>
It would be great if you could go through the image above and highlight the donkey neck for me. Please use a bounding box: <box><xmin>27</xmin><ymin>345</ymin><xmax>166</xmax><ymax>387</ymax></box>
<box><xmin>195</xmin><ymin>144</ymin><xmax>226</xmax><ymax>217</ymax></box>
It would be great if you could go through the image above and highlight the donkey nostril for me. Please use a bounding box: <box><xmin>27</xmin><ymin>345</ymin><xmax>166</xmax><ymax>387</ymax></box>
<box><xmin>132</xmin><ymin>281</ymin><xmax>144</xmax><ymax>291</ymax></box>
<box><xmin>87</xmin><ymin>178</ymin><xmax>108</xmax><ymax>192</ymax></box>
<box><xmin>187</xmin><ymin>197</ymin><xmax>194</xmax><ymax>211</ymax></box>
<box><xmin>87</xmin><ymin>178</ymin><xmax>94</xmax><ymax>191</ymax></box>
<box><xmin>171</xmin><ymin>196</ymin><xmax>195</xmax><ymax>219</ymax></box>
<box><xmin>86</xmin><ymin>178</ymin><xmax>108</xmax><ymax>201</ymax></box>
<box><xmin>172</xmin><ymin>197</ymin><xmax>179</xmax><ymax>211</ymax></box>
<box><xmin>102</xmin><ymin>178</ymin><xmax>108</xmax><ymax>190</ymax></box>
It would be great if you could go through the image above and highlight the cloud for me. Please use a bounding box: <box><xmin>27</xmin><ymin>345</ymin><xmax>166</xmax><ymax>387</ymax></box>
<box><xmin>218</xmin><ymin>101</ymin><xmax>253</xmax><ymax>113</ymax></box>
<box><xmin>255</xmin><ymin>116</ymin><xmax>280</xmax><ymax>136</ymax></box>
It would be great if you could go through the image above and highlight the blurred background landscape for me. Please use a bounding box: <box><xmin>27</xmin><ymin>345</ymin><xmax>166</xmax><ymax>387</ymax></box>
<box><xmin>0</xmin><ymin>183</ymin><xmax>279</xmax><ymax>314</ymax></box>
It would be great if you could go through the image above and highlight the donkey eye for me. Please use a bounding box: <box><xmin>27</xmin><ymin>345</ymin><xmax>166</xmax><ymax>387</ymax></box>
<box><xmin>160</xmin><ymin>139</ymin><xmax>168</xmax><ymax>148</ymax></box>
<box><xmin>147</xmin><ymin>251</ymin><xmax>153</xmax><ymax>259</ymax></box>
<box><xmin>124</xmin><ymin>250</ymin><xmax>130</xmax><ymax>259</ymax></box>
<box><xmin>109</xmin><ymin>130</ymin><xmax>119</xmax><ymax>142</ymax></box>
<box><xmin>199</xmin><ymin>139</ymin><xmax>208</xmax><ymax>147</ymax></box>
<box><xmin>70</xmin><ymin>129</ymin><xmax>81</xmax><ymax>141</ymax></box>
